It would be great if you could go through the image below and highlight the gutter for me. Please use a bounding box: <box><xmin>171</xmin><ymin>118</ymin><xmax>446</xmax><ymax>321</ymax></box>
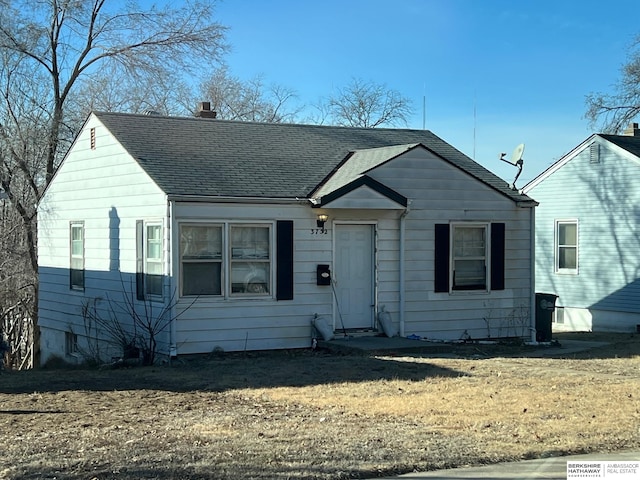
<box><xmin>398</xmin><ymin>200</ymin><xmax>412</xmax><ymax>337</ymax></box>
<box><xmin>168</xmin><ymin>198</ymin><xmax>177</xmax><ymax>357</ymax></box>
<box><xmin>168</xmin><ymin>194</ymin><xmax>310</xmax><ymax>205</ymax></box>
<box><xmin>529</xmin><ymin>206</ymin><xmax>537</xmax><ymax>343</ymax></box>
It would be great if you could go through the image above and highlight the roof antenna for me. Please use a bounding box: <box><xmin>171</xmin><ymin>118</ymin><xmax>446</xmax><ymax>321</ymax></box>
<box><xmin>499</xmin><ymin>143</ymin><xmax>525</xmax><ymax>190</ymax></box>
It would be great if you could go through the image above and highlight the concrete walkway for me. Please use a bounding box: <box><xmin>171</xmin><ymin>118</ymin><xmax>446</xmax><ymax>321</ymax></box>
<box><xmin>369</xmin><ymin>451</ymin><xmax>640</xmax><ymax>479</ymax></box>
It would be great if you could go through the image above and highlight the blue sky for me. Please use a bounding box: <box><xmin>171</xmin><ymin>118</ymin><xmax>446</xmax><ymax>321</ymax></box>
<box><xmin>214</xmin><ymin>0</ymin><xmax>640</xmax><ymax>185</ymax></box>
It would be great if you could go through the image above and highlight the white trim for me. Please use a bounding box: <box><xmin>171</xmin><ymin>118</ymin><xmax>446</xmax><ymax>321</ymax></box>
<box><xmin>170</xmin><ymin>194</ymin><xmax>307</xmax><ymax>204</ymax></box>
<box><xmin>525</xmin><ymin>134</ymin><xmax>640</xmax><ymax>193</ymax></box>
<box><xmin>523</xmin><ymin>134</ymin><xmax>597</xmax><ymax>192</ymax></box>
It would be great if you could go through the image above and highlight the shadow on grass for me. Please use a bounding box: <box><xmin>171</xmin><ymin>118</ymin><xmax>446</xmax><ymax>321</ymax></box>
<box><xmin>0</xmin><ymin>409</ymin><xmax>69</xmax><ymax>415</ymax></box>
<box><xmin>9</xmin><ymin>463</ymin><xmax>410</xmax><ymax>480</ymax></box>
<box><xmin>0</xmin><ymin>349</ymin><xmax>467</xmax><ymax>395</ymax></box>
<box><xmin>3</xmin><ymin>333</ymin><xmax>637</xmax><ymax>395</ymax></box>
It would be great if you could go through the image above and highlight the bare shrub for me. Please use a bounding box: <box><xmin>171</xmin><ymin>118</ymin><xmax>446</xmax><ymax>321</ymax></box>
<box><xmin>80</xmin><ymin>280</ymin><xmax>196</xmax><ymax>366</ymax></box>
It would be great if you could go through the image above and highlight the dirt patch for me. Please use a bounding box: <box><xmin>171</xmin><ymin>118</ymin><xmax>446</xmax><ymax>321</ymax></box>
<box><xmin>1</xmin><ymin>332</ymin><xmax>639</xmax><ymax>479</ymax></box>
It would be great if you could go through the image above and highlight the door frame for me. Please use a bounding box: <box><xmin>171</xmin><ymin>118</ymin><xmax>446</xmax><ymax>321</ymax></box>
<box><xmin>332</xmin><ymin>221</ymin><xmax>378</xmax><ymax>331</ymax></box>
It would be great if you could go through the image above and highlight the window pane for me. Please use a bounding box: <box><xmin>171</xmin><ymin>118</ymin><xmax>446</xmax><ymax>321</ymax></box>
<box><xmin>453</xmin><ymin>227</ymin><xmax>485</xmax><ymax>257</ymax></box>
<box><xmin>559</xmin><ymin>247</ymin><xmax>577</xmax><ymax>270</ymax></box>
<box><xmin>453</xmin><ymin>259</ymin><xmax>486</xmax><ymax>289</ymax></box>
<box><xmin>181</xmin><ymin>226</ymin><xmax>222</xmax><ymax>259</ymax></box>
<box><xmin>559</xmin><ymin>223</ymin><xmax>576</xmax><ymax>245</ymax></box>
<box><xmin>70</xmin><ymin>224</ymin><xmax>84</xmax><ymax>289</ymax></box>
<box><xmin>70</xmin><ymin>268</ymin><xmax>84</xmax><ymax>288</ymax></box>
<box><xmin>146</xmin><ymin>225</ymin><xmax>162</xmax><ymax>260</ymax></box>
<box><xmin>146</xmin><ymin>273</ymin><xmax>163</xmax><ymax>296</ymax></box>
<box><xmin>231</xmin><ymin>226</ymin><xmax>270</xmax><ymax>259</ymax></box>
<box><xmin>231</xmin><ymin>263</ymin><xmax>270</xmax><ymax>294</ymax></box>
<box><xmin>71</xmin><ymin>226</ymin><xmax>83</xmax><ymax>256</ymax></box>
<box><xmin>182</xmin><ymin>263</ymin><xmax>221</xmax><ymax>295</ymax></box>
<box><xmin>71</xmin><ymin>225</ymin><xmax>83</xmax><ymax>241</ymax></box>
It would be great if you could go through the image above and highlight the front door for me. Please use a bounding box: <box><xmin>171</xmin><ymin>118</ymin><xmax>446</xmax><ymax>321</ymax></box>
<box><xmin>334</xmin><ymin>224</ymin><xmax>375</xmax><ymax>330</ymax></box>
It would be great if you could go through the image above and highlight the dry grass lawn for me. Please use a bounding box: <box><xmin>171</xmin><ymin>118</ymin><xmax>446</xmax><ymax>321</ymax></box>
<box><xmin>1</xmin><ymin>332</ymin><xmax>639</xmax><ymax>479</ymax></box>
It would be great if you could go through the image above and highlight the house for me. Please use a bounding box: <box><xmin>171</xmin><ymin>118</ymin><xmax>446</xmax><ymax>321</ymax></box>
<box><xmin>523</xmin><ymin>123</ymin><xmax>640</xmax><ymax>333</ymax></box>
<box><xmin>37</xmin><ymin>105</ymin><xmax>538</xmax><ymax>364</ymax></box>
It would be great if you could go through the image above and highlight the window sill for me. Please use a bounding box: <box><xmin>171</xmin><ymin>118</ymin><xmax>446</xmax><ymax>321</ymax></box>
<box><xmin>448</xmin><ymin>289</ymin><xmax>490</xmax><ymax>296</ymax></box>
<box><xmin>555</xmin><ymin>270</ymin><xmax>578</xmax><ymax>275</ymax></box>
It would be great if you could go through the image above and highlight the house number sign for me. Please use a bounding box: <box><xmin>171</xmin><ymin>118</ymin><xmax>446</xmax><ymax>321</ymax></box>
<box><xmin>310</xmin><ymin>228</ymin><xmax>328</xmax><ymax>235</ymax></box>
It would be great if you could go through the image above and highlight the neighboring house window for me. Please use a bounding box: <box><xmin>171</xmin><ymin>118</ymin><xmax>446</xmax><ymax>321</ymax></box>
<box><xmin>136</xmin><ymin>221</ymin><xmax>164</xmax><ymax>299</ymax></box>
<box><xmin>70</xmin><ymin>222</ymin><xmax>84</xmax><ymax>290</ymax></box>
<box><xmin>180</xmin><ymin>223</ymin><xmax>275</xmax><ymax>297</ymax></box>
<box><xmin>554</xmin><ymin>307</ymin><xmax>565</xmax><ymax>324</ymax></box>
<box><xmin>434</xmin><ymin>223</ymin><xmax>505</xmax><ymax>293</ymax></box>
<box><xmin>556</xmin><ymin>220</ymin><xmax>578</xmax><ymax>273</ymax></box>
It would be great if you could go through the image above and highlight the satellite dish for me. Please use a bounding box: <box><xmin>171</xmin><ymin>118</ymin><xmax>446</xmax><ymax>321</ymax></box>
<box><xmin>511</xmin><ymin>143</ymin><xmax>525</xmax><ymax>163</ymax></box>
<box><xmin>499</xmin><ymin>143</ymin><xmax>525</xmax><ymax>190</ymax></box>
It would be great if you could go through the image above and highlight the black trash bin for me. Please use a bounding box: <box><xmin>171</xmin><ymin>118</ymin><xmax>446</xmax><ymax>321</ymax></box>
<box><xmin>535</xmin><ymin>293</ymin><xmax>558</xmax><ymax>342</ymax></box>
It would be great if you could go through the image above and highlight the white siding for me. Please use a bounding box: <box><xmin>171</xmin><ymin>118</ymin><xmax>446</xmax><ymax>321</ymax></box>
<box><xmin>171</xmin><ymin>202</ymin><xmax>402</xmax><ymax>353</ymax></box>
<box><xmin>369</xmin><ymin>148</ymin><xmax>533</xmax><ymax>340</ymax></box>
<box><xmin>171</xmin><ymin>147</ymin><xmax>534</xmax><ymax>353</ymax></box>
<box><xmin>38</xmin><ymin>115</ymin><xmax>168</xmax><ymax>363</ymax></box>
<box><xmin>38</xmin><ymin>126</ymin><xmax>535</xmax><ymax>361</ymax></box>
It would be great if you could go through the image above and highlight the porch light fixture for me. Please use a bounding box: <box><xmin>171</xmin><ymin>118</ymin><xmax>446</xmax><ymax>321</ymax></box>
<box><xmin>316</xmin><ymin>214</ymin><xmax>328</xmax><ymax>228</ymax></box>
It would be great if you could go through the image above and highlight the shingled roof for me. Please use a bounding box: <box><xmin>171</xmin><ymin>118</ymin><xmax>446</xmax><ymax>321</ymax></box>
<box><xmin>94</xmin><ymin>111</ymin><xmax>533</xmax><ymax>203</ymax></box>
<box><xmin>599</xmin><ymin>134</ymin><xmax>640</xmax><ymax>158</ymax></box>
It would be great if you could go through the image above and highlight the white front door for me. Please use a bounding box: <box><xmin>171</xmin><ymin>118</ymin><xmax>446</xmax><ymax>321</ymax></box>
<box><xmin>334</xmin><ymin>224</ymin><xmax>375</xmax><ymax>330</ymax></box>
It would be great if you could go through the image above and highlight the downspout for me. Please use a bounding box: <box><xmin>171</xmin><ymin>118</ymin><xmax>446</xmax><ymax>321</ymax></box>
<box><xmin>168</xmin><ymin>199</ymin><xmax>177</xmax><ymax>357</ymax></box>
<box><xmin>529</xmin><ymin>206</ymin><xmax>537</xmax><ymax>344</ymax></box>
<box><xmin>399</xmin><ymin>200</ymin><xmax>412</xmax><ymax>337</ymax></box>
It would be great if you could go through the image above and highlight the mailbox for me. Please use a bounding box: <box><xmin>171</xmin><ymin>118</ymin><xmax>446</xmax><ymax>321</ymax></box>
<box><xmin>316</xmin><ymin>264</ymin><xmax>331</xmax><ymax>285</ymax></box>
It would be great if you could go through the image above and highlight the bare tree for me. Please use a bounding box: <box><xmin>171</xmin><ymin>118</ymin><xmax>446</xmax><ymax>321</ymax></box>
<box><xmin>199</xmin><ymin>66</ymin><xmax>302</xmax><ymax>122</ymax></box>
<box><xmin>0</xmin><ymin>0</ymin><xmax>228</xmax><ymax>367</ymax></box>
<box><xmin>585</xmin><ymin>35</ymin><xmax>640</xmax><ymax>133</ymax></box>
<box><xmin>318</xmin><ymin>78</ymin><xmax>413</xmax><ymax>128</ymax></box>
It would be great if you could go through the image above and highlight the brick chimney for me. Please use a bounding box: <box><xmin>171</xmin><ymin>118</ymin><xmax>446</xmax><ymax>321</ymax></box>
<box><xmin>195</xmin><ymin>101</ymin><xmax>217</xmax><ymax>119</ymax></box>
<box><xmin>623</xmin><ymin>122</ymin><xmax>640</xmax><ymax>136</ymax></box>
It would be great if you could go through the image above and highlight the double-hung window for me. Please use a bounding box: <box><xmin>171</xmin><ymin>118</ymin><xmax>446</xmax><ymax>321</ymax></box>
<box><xmin>180</xmin><ymin>223</ymin><xmax>272</xmax><ymax>297</ymax></box>
<box><xmin>556</xmin><ymin>220</ymin><xmax>578</xmax><ymax>273</ymax></box>
<box><xmin>70</xmin><ymin>222</ymin><xmax>85</xmax><ymax>290</ymax></box>
<box><xmin>452</xmin><ymin>224</ymin><xmax>487</xmax><ymax>290</ymax></box>
<box><xmin>230</xmin><ymin>225</ymin><xmax>270</xmax><ymax>294</ymax></box>
<box><xmin>136</xmin><ymin>221</ymin><xmax>164</xmax><ymax>299</ymax></box>
<box><xmin>145</xmin><ymin>224</ymin><xmax>163</xmax><ymax>296</ymax></box>
<box><xmin>434</xmin><ymin>222</ymin><xmax>505</xmax><ymax>293</ymax></box>
<box><xmin>180</xmin><ymin>225</ymin><xmax>223</xmax><ymax>296</ymax></box>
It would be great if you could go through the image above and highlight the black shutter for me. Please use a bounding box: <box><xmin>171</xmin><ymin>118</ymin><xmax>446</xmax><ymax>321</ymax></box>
<box><xmin>136</xmin><ymin>220</ymin><xmax>144</xmax><ymax>300</ymax></box>
<box><xmin>490</xmin><ymin>223</ymin><xmax>505</xmax><ymax>291</ymax></box>
<box><xmin>276</xmin><ymin>220</ymin><xmax>294</xmax><ymax>300</ymax></box>
<box><xmin>434</xmin><ymin>224</ymin><xmax>450</xmax><ymax>293</ymax></box>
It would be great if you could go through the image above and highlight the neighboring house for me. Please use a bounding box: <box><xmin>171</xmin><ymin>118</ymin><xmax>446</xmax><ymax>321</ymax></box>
<box><xmin>37</xmin><ymin>105</ymin><xmax>538</xmax><ymax>364</ymax></box>
<box><xmin>523</xmin><ymin>123</ymin><xmax>640</xmax><ymax>333</ymax></box>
